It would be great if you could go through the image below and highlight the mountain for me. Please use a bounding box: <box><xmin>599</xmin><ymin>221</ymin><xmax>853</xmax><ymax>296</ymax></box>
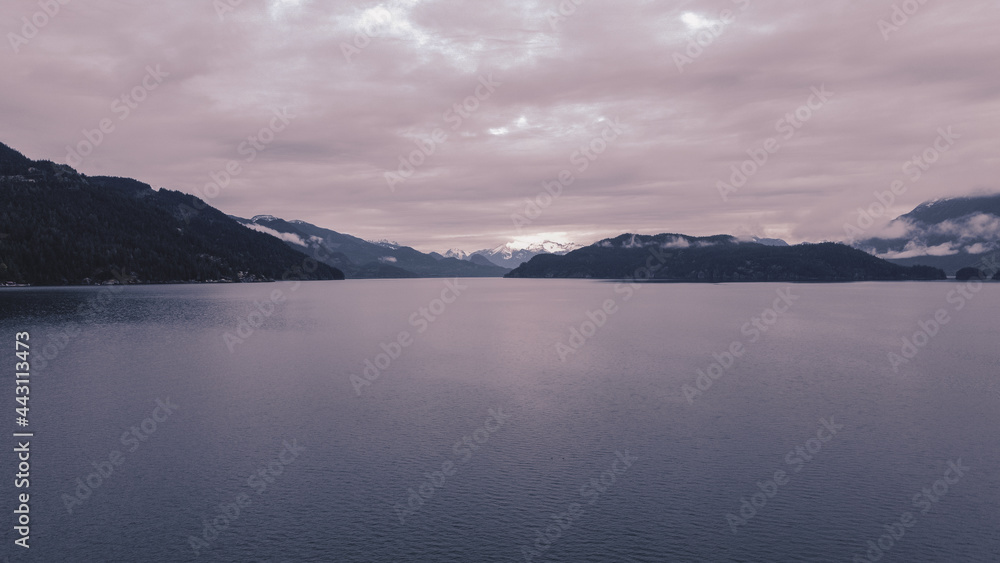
<box><xmin>0</xmin><ymin>142</ymin><xmax>344</xmax><ymax>285</ymax></box>
<box><xmin>506</xmin><ymin>233</ymin><xmax>945</xmax><ymax>282</ymax></box>
<box><xmin>750</xmin><ymin>236</ymin><xmax>789</xmax><ymax>247</ymax></box>
<box><xmin>443</xmin><ymin>249</ymin><xmax>470</xmax><ymax>260</ymax></box>
<box><xmin>468</xmin><ymin>253</ymin><xmax>501</xmax><ymax>267</ymax></box>
<box><xmin>232</xmin><ymin>216</ymin><xmax>510</xmax><ymax>278</ymax></box>
<box><xmin>853</xmin><ymin>193</ymin><xmax>1000</xmax><ymax>275</ymax></box>
<box><xmin>472</xmin><ymin>240</ymin><xmax>582</xmax><ymax>268</ymax></box>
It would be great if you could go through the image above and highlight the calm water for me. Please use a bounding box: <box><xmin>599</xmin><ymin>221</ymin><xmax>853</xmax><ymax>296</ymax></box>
<box><xmin>0</xmin><ymin>279</ymin><xmax>997</xmax><ymax>562</ymax></box>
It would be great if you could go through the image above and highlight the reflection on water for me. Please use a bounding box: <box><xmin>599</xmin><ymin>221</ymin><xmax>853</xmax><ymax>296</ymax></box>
<box><xmin>0</xmin><ymin>280</ymin><xmax>997</xmax><ymax>562</ymax></box>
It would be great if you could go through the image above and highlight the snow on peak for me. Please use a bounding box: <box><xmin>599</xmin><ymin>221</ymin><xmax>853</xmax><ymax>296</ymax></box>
<box><xmin>444</xmin><ymin>249</ymin><xmax>470</xmax><ymax>260</ymax></box>
<box><xmin>368</xmin><ymin>238</ymin><xmax>401</xmax><ymax>249</ymax></box>
<box><xmin>488</xmin><ymin>240</ymin><xmax>580</xmax><ymax>257</ymax></box>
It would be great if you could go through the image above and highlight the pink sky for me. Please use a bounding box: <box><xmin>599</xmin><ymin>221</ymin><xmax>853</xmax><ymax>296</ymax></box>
<box><xmin>2</xmin><ymin>0</ymin><xmax>998</xmax><ymax>252</ymax></box>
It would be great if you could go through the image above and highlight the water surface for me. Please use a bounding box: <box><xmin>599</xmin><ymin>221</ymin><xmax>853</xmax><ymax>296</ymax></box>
<box><xmin>1</xmin><ymin>279</ymin><xmax>997</xmax><ymax>562</ymax></box>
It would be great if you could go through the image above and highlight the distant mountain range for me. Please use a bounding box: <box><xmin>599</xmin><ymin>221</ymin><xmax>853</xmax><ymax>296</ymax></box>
<box><xmin>232</xmin><ymin>215</ymin><xmax>510</xmax><ymax>278</ymax></box>
<box><xmin>233</xmin><ymin>216</ymin><xmax>586</xmax><ymax>276</ymax></box>
<box><xmin>4</xmin><ymin>138</ymin><xmax>998</xmax><ymax>285</ymax></box>
<box><xmin>853</xmin><ymin>193</ymin><xmax>1000</xmax><ymax>275</ymax></box>
<box><xmin>750</xmin><ymin>236</ymin><xmax>790</xmax><ymax>247</ymax></box>
<box><xmin>470</xmin><ymin>240</ymin><xmax>582</xmax><ymax>268</ymax></box>
<box><xmin>506</xmin><ymin>233</ymin><xmax>945</xmax><ymax>282</ymax></box>
<box><xmin>0</xmin><ymin>142</ymin><xmax>343</xmax><ymax>285</ymax></box>
<box><xmin>436</xmin><ymin>241</ymin><xmax>581</xmax><ymax>268</ymax></box>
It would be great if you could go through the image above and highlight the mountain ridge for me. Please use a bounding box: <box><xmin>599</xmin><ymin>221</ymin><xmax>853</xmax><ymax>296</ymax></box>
<box><xmin>506</xmin><ymin>233</ymin><xmax>946</xmax><ymax>282</ymax></box>
<box><xmin>0</xmin><ymin>141</ymin><xmax>344</xmax><ymax>285</ymax></box>
<box><xmin>232</xmin><ymin>215</ymin><xmax>511</xmax><ymax>279</ymax></box>
<box><xmin>468</xmin><ymin>240</ymin><xmax>582</xmax><ymax>268</ymax></box>
<box><xmin>853</xmin><ymin>192</ymin><xmax>1000</xmax><ymax>275</ymax></box>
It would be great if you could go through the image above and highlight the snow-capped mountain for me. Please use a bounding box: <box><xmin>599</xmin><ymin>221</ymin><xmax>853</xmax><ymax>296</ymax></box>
<box><xmin>443</xmin><ymin>249</ymin><xmax>470</xmax><ymax>260</ymax></box>
<box><xmin>367</xmin><ymin>238</ymin><xmax>402</xmax><ymax>250</ymax></box>
<box><xmin>472</xmin><ymin>240</ymin><xmax>583</xmax><ymax>268</ymax></box>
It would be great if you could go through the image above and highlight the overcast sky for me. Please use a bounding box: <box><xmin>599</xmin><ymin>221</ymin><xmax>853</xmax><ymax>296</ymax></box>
<box><xmin>2</xmin><ymin>0</ymin><xmax>998</xmax><ymax>252</ymax></box>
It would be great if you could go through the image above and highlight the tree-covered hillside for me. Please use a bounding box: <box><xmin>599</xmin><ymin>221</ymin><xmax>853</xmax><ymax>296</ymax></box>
<box><xmin>0</xmin><ymin>142</ymin><xmax>343</xmax><ymax>285</ymax></box>
<box><xmin>507</xmin><ymin>233</ymin><xmax>946</xmax><ymax>282</ymax></box>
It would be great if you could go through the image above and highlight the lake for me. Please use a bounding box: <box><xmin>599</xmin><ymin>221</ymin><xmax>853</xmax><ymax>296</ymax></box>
<box><xmin>1</xmin><ymin>279</ymin><xmax>997</xmax><ymax>562</ymax></box>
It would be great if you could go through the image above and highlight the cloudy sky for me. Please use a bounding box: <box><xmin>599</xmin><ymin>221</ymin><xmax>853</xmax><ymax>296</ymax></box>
<box><xmin>2</xmin><ymin>0</ymin><xmax>998</xmax><ymax>252</ymax></box>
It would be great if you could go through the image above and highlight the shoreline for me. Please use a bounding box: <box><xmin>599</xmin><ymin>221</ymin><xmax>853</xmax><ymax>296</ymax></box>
<box><xmin>4</xmin><ymin>277</ymin><xmax>995</xmax><ymax>288</ymax></box>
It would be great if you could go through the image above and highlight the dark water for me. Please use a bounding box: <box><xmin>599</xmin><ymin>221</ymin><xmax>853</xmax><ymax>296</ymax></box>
<box><xmin>0</xmin><ymin>279</ymin><xmax>997</xmax><ymax>562</ymax></box>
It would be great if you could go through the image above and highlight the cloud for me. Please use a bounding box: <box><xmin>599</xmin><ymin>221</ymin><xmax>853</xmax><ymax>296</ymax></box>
<box><xmin>873</xmin><ymin>212</ymin><xmax>1000</xmax><ymax>257</ymax></box>
<box><xmin>964</xmin><ymin>242</ymin><xmax>994</xmax><ymax>255</ymax></box>
<box><xmin>622</xmin><ymin>234</ymin><xmax>645</xmax><ymax>249</ymax></box>
<box><xmin>878</xmin><ymin>241</ymin><xmax>959</xmax><ymax>259</ymax></box>
<box><xmin>661</xmin><ymin>236</ymin><xmax>690</xmax><ymax>249</ymax></box>
<box><xmin>932</xmin><ymin>213</ymin><xmax>1000</xmax><ymax>240</ymax></box>
<box><xmin>1</xmin><ymin>1</ymin><xmax>997</xmax><ymax>251</ymax></box>
<box><xmin>243</xmin><ymin>223</ymin><xmax>307</xmax><ymax>246</ymax></box>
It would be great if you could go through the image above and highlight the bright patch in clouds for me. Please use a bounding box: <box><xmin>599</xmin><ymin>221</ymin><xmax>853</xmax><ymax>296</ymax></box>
<box><xmin>358</xmin><ymin>4</ymin><xmax>394</xmax><ymax>29</ymax></box>
<box><xmin>681</xmin><ymin>12</ymin><xmax>713</xmax><ymax>30</ymax></box>
<box><xmin>270</xmin><ymin>0</ymin><xmax>304</xmax><ymax>19</ymax></box>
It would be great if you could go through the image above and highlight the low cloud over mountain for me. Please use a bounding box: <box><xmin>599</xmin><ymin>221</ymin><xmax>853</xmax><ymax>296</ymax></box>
<box><xmin>233</xmin><ymin>215</ymin><xmax>510</xmax><ymax>278</ymax></box>
<box><xmin>853</xmin><ymin>193</ymin><xmax>1000</xmax><ymax>274</ymax></box>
